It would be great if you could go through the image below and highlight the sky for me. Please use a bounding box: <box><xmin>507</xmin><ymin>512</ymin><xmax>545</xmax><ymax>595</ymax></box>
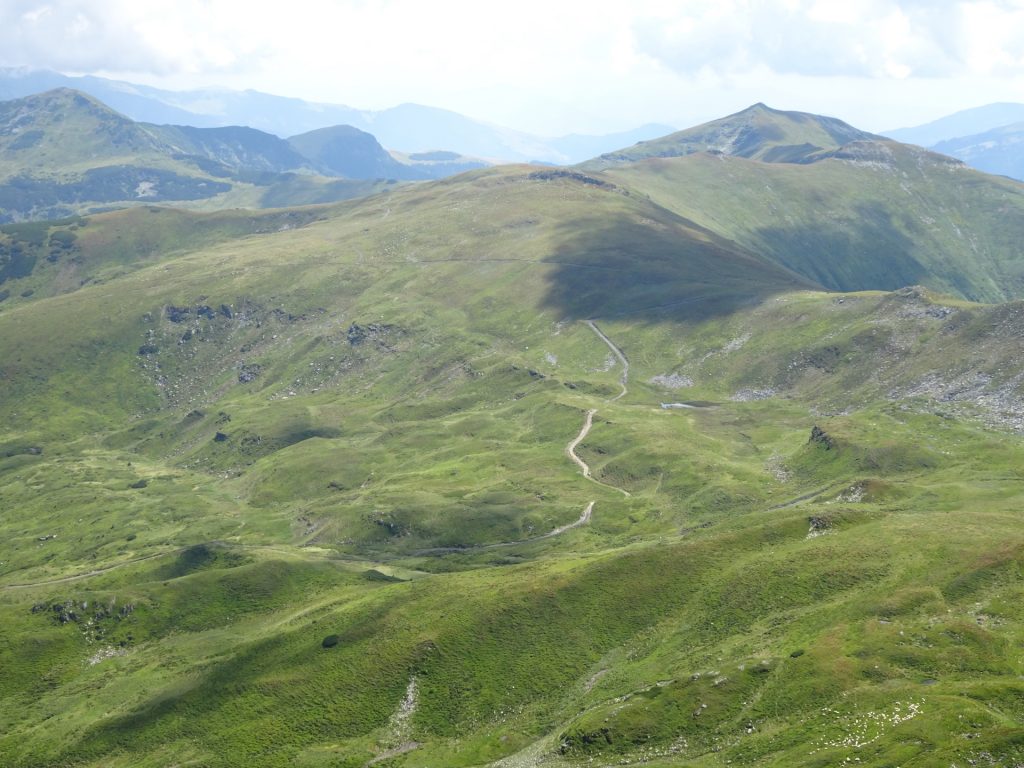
<box><xmin>2</xmin><ymin>0</ymin><xmax>1023</xmax><ymax>135</ymax></box>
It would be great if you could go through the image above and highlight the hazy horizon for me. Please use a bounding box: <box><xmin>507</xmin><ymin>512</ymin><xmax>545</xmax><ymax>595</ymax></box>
<box><xmin>2</xmin><ymin>1</ymin><xmax>1024</xmax><ymax>137</ymax></box>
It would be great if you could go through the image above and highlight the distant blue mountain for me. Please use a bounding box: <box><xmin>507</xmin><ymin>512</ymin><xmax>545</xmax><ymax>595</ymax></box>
<box><xmin>0</xmin><ymin>68</ymin><xmax>674</xmax><ymax>164</ymax></box>
<box><xmin>884</xmin><ymin>103</ymin><xmax>1024</xmax><ymax>147</ymax></box>
<box><xmin>883</xmin><ymin>103</ymin><xmax>1024</xmax><ymax>180</ymax></box>
<box><xmin>932</xmin><ymin>122</ymin><xmax>1024</xmax><ymax>181</ymax></box>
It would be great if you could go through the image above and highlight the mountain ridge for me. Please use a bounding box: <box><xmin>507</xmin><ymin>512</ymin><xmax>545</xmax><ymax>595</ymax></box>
<box><xmin>0</xmin><ymin>68</ymin><xmax>676</xmax><ymax>163</ymax></box>
<box><xmin>0</xmin><ymin>89</ymin><xmax>480</xmax><ymax>221</ymax></box>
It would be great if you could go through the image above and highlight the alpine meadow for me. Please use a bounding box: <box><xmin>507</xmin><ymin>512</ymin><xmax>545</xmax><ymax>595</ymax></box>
<box><xmin>2</xmin><ymin>75</ymin><xmax>1024</xmax><ymax>768</ymax></box>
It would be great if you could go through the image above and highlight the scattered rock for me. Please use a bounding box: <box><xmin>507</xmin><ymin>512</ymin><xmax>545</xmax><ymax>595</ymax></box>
<box><xmin>650</xmin><ymin>373</ymin><xmax>694</xmax><ymax>390</ymax></box>
<box><xmin>88</xmin><ymin>646</ymin><xmax>127</xmax><ymax>665</ymax></box>
<box><xmin>165</xmin><ymin>305</ymin><xmax>190</xmax><ymax>323</ymax></box>
<box><xmin>731</xmin><ymin>387</ymin><xmax>776</xmax><ymax>402</ymax></box>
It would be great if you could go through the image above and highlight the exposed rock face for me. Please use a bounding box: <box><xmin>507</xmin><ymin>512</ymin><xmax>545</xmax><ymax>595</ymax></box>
<box><xmin>528</xmin><ymin>169</ymin><xmax>615</xmax><ymax>188</ymax></box>
<box><xmin>347</xmin><ymin>322</ymin><xmax>395</xmax><ymax>346</ymax></box>
<box><xmin>238</xmin><ymin>363</ymin><xmax>261</xmax><ymax>383</ymax></box>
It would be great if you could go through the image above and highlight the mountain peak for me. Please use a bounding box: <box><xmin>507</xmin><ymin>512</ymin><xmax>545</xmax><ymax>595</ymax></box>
<box><xmin>586</xmin><ymin>103</ymin><xmax>881</xmax><ymax>168</ymax></box>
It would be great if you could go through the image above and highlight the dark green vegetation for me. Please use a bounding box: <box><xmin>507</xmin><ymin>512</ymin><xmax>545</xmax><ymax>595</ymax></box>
<box><xmin>1</xmin><ymin>108</ymin><xmax>1024</xmax><ymax>768</ymax></box>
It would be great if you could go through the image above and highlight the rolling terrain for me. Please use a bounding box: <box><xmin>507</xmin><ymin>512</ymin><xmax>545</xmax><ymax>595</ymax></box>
<box><xmin>0</xmin><ymin>109</ymin><xmax>1023</xmax><ymax>768</ymax></box>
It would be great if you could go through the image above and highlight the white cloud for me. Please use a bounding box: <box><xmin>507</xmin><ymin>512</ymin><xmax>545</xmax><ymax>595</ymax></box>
<box><xmin>0</xmin><ymin>0</ymin><xmax>1022</xmax><ymax>134</ymax></box>
<box><xmin>631</xmin><ymin>0</ymin><xmax>1023</xmax><ymax>79</ymax></box>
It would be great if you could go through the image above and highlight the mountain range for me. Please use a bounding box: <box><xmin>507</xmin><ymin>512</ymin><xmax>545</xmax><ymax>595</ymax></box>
<box><xmin>1</xmin><ymin>94</ymin><xmax>1024</xmax><ymax>768</ymax></box>
<box><xmin>0</xmin><ymin>68</ymin><xmax>675</xmax><ymax>164</ymax></box>
<box><xmin>0</xmin><ymin>88</ymin><xmax>492</xmax><ymax>221</ymax></box>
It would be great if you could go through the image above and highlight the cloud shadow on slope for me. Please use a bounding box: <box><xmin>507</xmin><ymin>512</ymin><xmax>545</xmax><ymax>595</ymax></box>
<box><xmin>751</xmin><ymin>201</ymin><xmax>929</xmax><ymax>295</ymax></box>
<box><xmin>538</xmin><ymin>210</ymin><xmax>817</xmax><ymax>323</ymax></box>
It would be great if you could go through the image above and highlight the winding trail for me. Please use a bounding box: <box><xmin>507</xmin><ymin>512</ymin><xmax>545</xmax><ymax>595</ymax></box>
<box><xmin>566</xmin><ymin>409</ymin><xmax>598</xmax><ymax>478</ymax></box>
<box><xmin>1</xmin><ymin>541</ymin><xmax>323</xmax><ymax>591</ymax></box>
<box><xmin>565</xmin><ymin>408</ymin><xmax>631</xmax><ymax>498</ymax></box>
<box><xmin>586</xmin><ymin>320</ymin><xmax>629</xmax><ymax>401</ymax></box>
<box><xmin>7</xmin><ymin>318</ymin><xmax>637</xmax><ymax>579</ymax></box>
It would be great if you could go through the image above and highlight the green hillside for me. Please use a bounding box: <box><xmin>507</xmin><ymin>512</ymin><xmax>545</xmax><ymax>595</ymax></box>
<box><xmin>1</xmin><ymin>152</ymin><xmax>1024</xmax><ymax>768</ymax></box>
<box><xmin>0</xmin><ymin>89</ymin><xmax>400</xmax><ymax>221</ymax></box>
<box><xmin>592</xmin><ymin>110</ymin><xmax>1024</xmax><ymax>302</ymax></box>
<box><xmin>587</xmin><ymin>103</ymin><xmax>881</xmax><ymax>167</ymax></box>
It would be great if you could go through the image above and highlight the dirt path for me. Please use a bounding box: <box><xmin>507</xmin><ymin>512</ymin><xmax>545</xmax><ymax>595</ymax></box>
<box><xmin>586</xmin><ymin>320</ymin><xmax>629</xmax><ymax>401</ymax></box>
<box><xmin>1</xmin><ymin>549</ymin><xmax>183</xmax><ymax>590</ymax></box>
<box><xmin>566</xmin><ymin>409</ymin><xmax>597</xmax><ymax>477</ymax></box>
<box><xmin>1</xmin><ymin>541</ymin><xmax>326</xmax><ymax>591</ymax></box>
<box><xmin>566</xmin><ymin>408</ymin><xmax>630</xmax><ymax>498</ymax></box>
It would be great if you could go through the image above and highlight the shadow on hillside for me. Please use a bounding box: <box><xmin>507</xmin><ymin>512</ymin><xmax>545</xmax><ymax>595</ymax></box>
<box><xmin>753</xmin><ymin>201</ymin><xmax>928</xmax><ymax>294</ymax></box>
<box><xmin>539</xmin><ymin>210</ymin><xmax>814</xmax><ymax>323</ymax></box>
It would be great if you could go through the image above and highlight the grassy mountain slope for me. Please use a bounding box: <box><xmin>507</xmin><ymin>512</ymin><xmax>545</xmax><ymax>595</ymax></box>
<box><xmin>0</xmin><ymin>90</ymin><xmax>404</xmax><ymax>221</ymax></box>
<box><xmin>0</xmin><ymin>206</ymin><xmax>332</xmax><ymax>307</ymax></box>
<box><xmin>1</xmin><ymin>155</ymin><xmax>1024</xmax><ymax>768</ymax></box>
<box><xmin>288</xmin><ymin>125</ymin><xmax>430</xmax><ymax>180</ymax></box>
<box><xmin>598</xmin><ymin>131</ymin><xmax>1024</xmax><ymax>302</ymax></box>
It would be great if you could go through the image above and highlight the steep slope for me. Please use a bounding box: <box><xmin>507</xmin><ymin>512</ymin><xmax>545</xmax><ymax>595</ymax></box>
<box><xmin>288</xmin><ymin>125</ymin><xmax>427</xmax><ymax>180</ymax></box>
<box><xmin>0</xmin><ymin>88</ymin><xmax>165</xmax><ymax>174</ymax></box>
<box><xmin>151</xmin><ymin>124</ymin><xmax>313</xmax><ymax>174</ymax></box>
<box><xmin>1</xmin><ymin>160</ymin><xmax>1024</xmax><ymax>767</ymax></box>
<box><xmin>587</xmin><ymin>103</ymin><xmax>880</xmax><ymax>167</ymax></box>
